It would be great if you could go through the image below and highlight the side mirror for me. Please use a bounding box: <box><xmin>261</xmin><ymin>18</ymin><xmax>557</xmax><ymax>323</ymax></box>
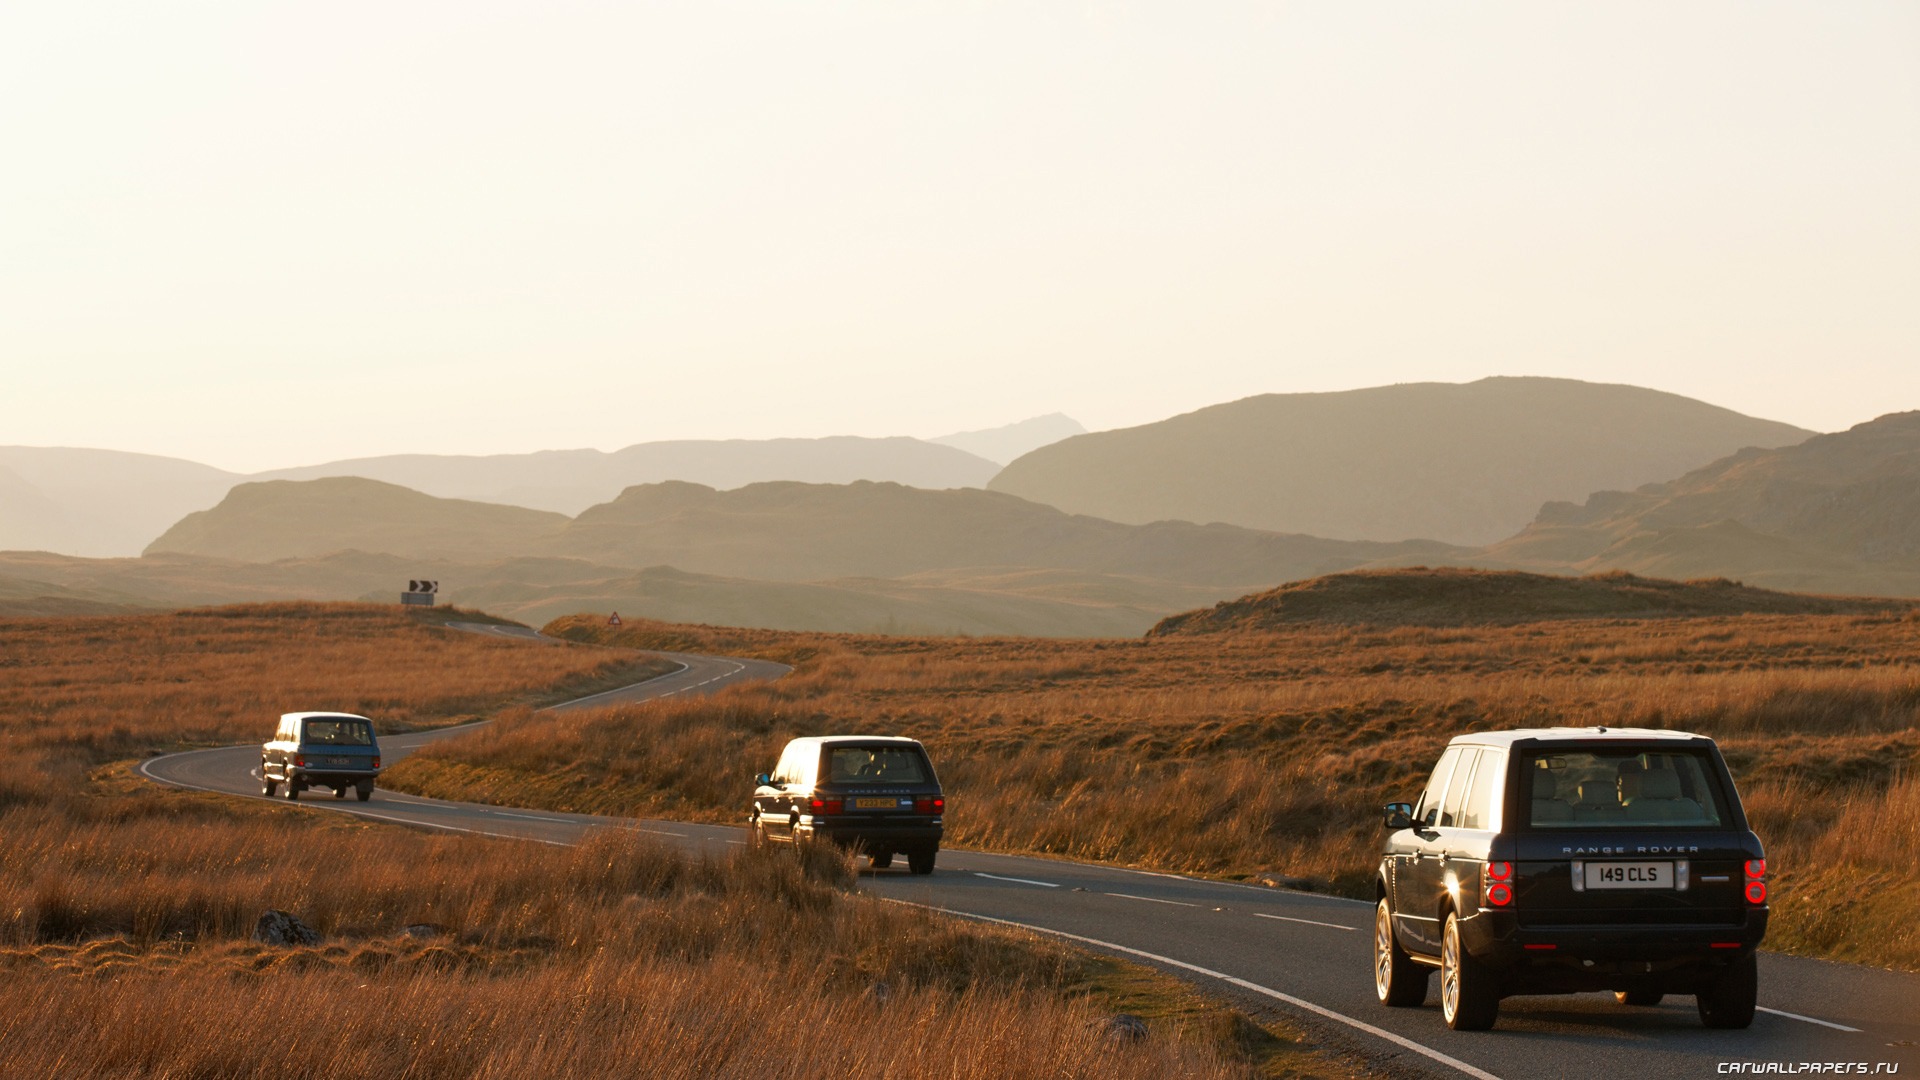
<box><xmin>754</xmin><ymin>773</ymin><xmax>772</xmax><ymax>788</ymax></box>
<box><xmin>1382</xmin><ymin>802</ymin><xmax>1414</xmax><ymax>830</ymax></box>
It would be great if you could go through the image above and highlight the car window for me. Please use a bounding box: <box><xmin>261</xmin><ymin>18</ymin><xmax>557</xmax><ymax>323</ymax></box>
<box><xmin>825</xmin><ymin>746</ymin><xmax>929</xmax><ymax>785</ymax></box>
<box><xmin>1524</xmin><ymin>748</ymin><xmax>1727</xmax><ymax>828</ymax></box>
<box><xmin>1440</xmin><ymin>749</ymin><xmax>1480</xmax><ymax>827</ymax></box>
<box><xmin>302</xmin><ymin>719</ymin><xmax>373</xmax><ymax>746</ymax></box>
<box><xmin>772</xmin><ymin>744</ymin><xmax>797</xmax><ymax>785</ymax></box>
<box><xmin>1414</xmin><ymin>747</ymin><xmax>1462</xmax><ymax>827</ymax></box>
<box><xmin>1458</xmin><ymin>749</ymin><xmax>1504</xmax><ymax>830</ymax></box>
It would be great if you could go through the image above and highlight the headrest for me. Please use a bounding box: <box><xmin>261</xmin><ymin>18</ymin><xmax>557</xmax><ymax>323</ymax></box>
<box><xmin>1533</xmin><ymin>771</ymin><xmax>1559</xmax><ymax>799</ymax></box>
<box><xmin>1637</xmin><ymin>769</ymin><xmax>1682</xmax><ymax>799</ymax></box>
<box><xmin>1576</xmin><ymin>781</ymin><xmax>1618</xmax><ymax>807</ymax></box>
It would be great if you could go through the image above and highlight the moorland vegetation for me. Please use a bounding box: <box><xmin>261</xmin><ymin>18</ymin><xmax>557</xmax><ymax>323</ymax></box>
<box><xmin>0</xmin><ymin>603</ymin><xmax>1325</xmax><ymax>1078</ymax></box>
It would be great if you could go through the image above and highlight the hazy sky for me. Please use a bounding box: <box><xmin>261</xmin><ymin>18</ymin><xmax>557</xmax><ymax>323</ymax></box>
<box><xmin>4</xmin><ymin>2</ymin><xmax>1916</xmax><ymax>472</ymax></box>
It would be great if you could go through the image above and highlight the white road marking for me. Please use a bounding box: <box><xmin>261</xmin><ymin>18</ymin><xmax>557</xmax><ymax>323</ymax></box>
<box><xmin>896</xmin><ymin>902</ymin><xmax>1505</xmax><ymax>1080</ymax></box>
<box><xmin>974</xmin><ymin>872</ymin><xmax>1060</xmax><ymax>888</ymax></box>
<box><xmin>1254</xmin><ymin>913</ymin><xmax>1359</xmax><ymax>932</ymax></box>
<box><xmin>628</xmin><ymin>828</ymin><xmax>687</xmax><ymax>838</ymax></box>
<box><xmin>1105</xmin><ymin>892</ymin><xmax>1198</xmax><ymax>908</ymax></box>
<box><xmin>1756</xmin><ymin>1007</ymin><xmax>1863</xmax><ymax>1033</ymax></box>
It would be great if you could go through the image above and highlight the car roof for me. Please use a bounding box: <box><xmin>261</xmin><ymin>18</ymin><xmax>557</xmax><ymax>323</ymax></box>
<box><xmin>783</xmin><ymin>735</ymin><xmax>925</xmax><ymax>750</ymax></box>
<box><xmin>1448</xmin><ymin>727</ymin><xmax>1712</xmax><ymax>749</ymax></box>
<box><xmin>279</xmin><ymin>712</ymin><xmax>373</xmax><ymax>723</ymax></box>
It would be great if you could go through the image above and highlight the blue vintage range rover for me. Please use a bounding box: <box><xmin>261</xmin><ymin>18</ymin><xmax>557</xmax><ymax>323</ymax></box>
<box><xmin>261</xmin><ymin>712</ymin><xmax>382</xmax><ymax>802</ymax></box>
<box><xmin>1375</xmin><ymin>727</ymin><xmax>1768</xmax><ymax>1031</ymax></box>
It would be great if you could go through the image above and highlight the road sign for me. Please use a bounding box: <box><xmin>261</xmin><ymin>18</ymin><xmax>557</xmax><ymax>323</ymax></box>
<box><xmin>609</xmin><ymin>612</ymin><xmax>622</xmax><ymax>626</ymax></box>
<box><xmin>402</xmin><ymin>579</ymin><xmax>439</xmax><ymax>607</ymax></box>
<box><xmin>408</xmin><ymin>580</ymin><xmax>439</xmax><ymax>594</ymax></box>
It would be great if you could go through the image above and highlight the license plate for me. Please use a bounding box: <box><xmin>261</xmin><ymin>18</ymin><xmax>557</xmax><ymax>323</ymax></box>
<box><xmin>1584</xmin><ymin>861</ymin><xmax>1674</xmax><ymax>889</ymax></box>
<box><xmin>324</xmin><ymin>756</ymin><xmax>352</xmax><ymax>766</ymax></box>
<box><xmin>854</xmin><ymin>796</ymin><xmax>903</xmax><ymax>810</ymax></box>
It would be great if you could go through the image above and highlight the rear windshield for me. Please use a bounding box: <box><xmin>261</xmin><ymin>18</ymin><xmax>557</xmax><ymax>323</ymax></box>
<box><xmin>825</xmin><ymin>746</ymin><xmax>930</xmax><ymax>785</ymax></box>
<box><xmin>1524</xmin><ymin>748</ymin><xmax>1727</xmax><ymax>828</ymax></box>
<box><xmin>303</xmin><ymin>719</ymin><xmax>374</xmax><ymax>746</ymax></box>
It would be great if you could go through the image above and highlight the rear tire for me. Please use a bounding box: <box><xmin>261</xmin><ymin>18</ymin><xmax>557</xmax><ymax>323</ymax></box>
<box><xmin>262</xmin><ymin>778</ymin><xmax>278</xmax><ymax>797</ymax></box>
<box><xmin>869</xmin><ymin>851</ymin><xmax>894</xmax><ymax>870</ymax></box>
<box><xmin>1441</xmin><ymin>912</ymin><xmax>1499</xmax><ymax>1031</ymax></box>
<box><xmin>1375</xmin><ymin>899</ymin><xmax>1429</xmax><ymax>1006</ymax></box>
<box><xmin>907</xmin><ymin>847</ymin><xmax>936</xmax><ymax>875</ymax></box>
<box><xmin>1615</xmin><ymin>989</ymin><xmax>1665</xmax><ymax>1007</ymax></box>
<box><xmin>355</xmin><ymin>781</ymin><xmax>374</xmax><ymax>802</ymax></box>
<box><xmin>1697</xmin><ymin>953</ymin><xmax>1757</xmax><ymax>1029</ymax></box>
<box><xmin>748</xmin><ymin>814</ymin><xmax>767</xmax><ymax>850</ymax></box>
<box><xmin>283</xmin><ymin>780</ymin><xmax>300</xmax><ymax>801</ymax></box>
<box><xmin>334</xmin><ymin>787</ymin><xmax>347</xmax><ymax>800</ymax></box>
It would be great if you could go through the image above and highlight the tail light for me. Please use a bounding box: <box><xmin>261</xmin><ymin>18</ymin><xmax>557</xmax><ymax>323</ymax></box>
<box><xmin>1483</xmin><ymin>861</ymin><xmax>1514</xmax><ymax>908</ymax></box>
<box><xmin>371</xmin><ymin>756</ymin><xmax>381</xmax><ymax>769</ymax></box>
<box><xmin>294</xmin><ymin>756</ymin><xmax>306</xmax><ymax>768</ymax></box>
<box><xmin>913</xmin><ymin>796</ymin><xmax>945</xmax><ymax>814</ymax></box>
<box><xmin>1744</xmin><ymin>859</ymin><xmax>1767</xmax><ymax>904</ymax></box>
<box><xmin>808</xmin><ymin>797</ymin><xmax>842</xmax><ymax>815</ymax></box>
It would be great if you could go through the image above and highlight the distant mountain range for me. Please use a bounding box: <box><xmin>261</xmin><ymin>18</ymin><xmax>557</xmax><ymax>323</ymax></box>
<box><xmin>1</xmin><ymin>421</ymin><xmax>1065</xmax><ymax>557</ymax></box>
<box><xmin>929</xmin><ymin>413</ymin><xmax>1086</xmax><ymax>465</ymax></box>
<box><xmin>990</xmin><ymin>377</ymin><xmax>1813</xmax><ymax>544</ymax></box>
<box><xmin>12</xmin><ymin>380</ymin><xmax>1920</xmax><ymax>637</ymax></box>
<box><xmin>0</xmin><ymin>448</ymin><xmax>241</xmax><ymax>558</ymax></box>
<box><xmin>251</xmin><ymin>435</ymin><xmax>1003</xmax><ymax>515</ymax></box>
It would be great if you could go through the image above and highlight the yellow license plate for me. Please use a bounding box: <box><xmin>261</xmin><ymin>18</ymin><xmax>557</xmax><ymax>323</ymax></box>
<box><xmin>854</xmin><ymin>797</ymin><xmax>899</xmax><ymax>810</ymax></box>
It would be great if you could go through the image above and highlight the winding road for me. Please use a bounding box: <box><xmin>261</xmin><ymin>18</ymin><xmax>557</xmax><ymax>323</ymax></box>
<box><xmin>140</xmin><ymin>630</ymin><xmax>1920</xmax><ymax>1079</ymax></box>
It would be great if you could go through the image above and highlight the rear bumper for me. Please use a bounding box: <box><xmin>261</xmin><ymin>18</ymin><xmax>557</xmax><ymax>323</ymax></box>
<box><xmin>797</xmin><ymin>817</ymin><xmax>943</xmax><ymax>848</ymax></box>
<box><xmin>288</xmin><ymin>767</ymin><xmax>380</xmax><ymax>787</ymax></box>
<box><xmin>1463</xmin><ymin>907</ymin><xmax>1768</xmax><ymax>993</ymax></box>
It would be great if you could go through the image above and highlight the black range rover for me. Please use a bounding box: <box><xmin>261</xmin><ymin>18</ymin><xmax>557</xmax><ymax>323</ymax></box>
<box><xmin>750</xmin><ymin>736</ymin><xmax>945</xmax><ymax>874</ymax></box>
<box><xmin>1375</xmin><ymin>727</ymin><xmax>1768</xmax><ymax>1031</ymax></box>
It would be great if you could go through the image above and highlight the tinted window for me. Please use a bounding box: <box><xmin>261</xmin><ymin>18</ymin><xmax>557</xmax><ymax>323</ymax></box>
<box><xmin>1524</xmin><ymin>748</ymin><xmax>1727</xmax><ymax>828</ymax></box>
<box><xmin>303</xmin><ymin>719</ymin><xmax>373</xmax><ymax>746</ymax></box>
<box><xmin>1458</xmin><ymin>749</ymin><xmax>1504</xmax><ymax>830</ymax></box>
<box><xmin>825</xmin><ymin>746</ymin><xmax>930</xmax><ymax>785</ymax></box>
<box><xmin>1440</xmin><ymin>749</ymin><xmax>1480</xmax><ymax>827</ymax></box>
<box><xmin>1415</xmin><ymin>747</ymin><xmax>1462</xmax><ymax>827</ymax></box>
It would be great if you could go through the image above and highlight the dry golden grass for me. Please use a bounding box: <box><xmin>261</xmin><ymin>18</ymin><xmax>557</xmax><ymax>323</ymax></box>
<box><xmin>388</xmin><ymin>612</ymin><xmax>1920</xmax><ymax>970</ymax></box>
<box><xmin>0</xmin><ymin>604</ymin><xmax>1316</xmax><ymax>1078</ymax></box>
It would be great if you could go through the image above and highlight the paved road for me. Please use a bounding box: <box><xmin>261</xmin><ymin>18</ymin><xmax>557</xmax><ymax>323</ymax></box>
<box><xmin>140</xmin><ymin>639</ymin><xmax>1920</xmax><ymax>1080</ymax></box>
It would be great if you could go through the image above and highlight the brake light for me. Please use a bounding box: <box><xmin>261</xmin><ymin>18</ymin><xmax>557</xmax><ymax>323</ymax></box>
<box><xmin>371</xmin><ymin>756</ymin><xmax>381</xmax><ymax>769</ymax></box>
<box><xmin>809</xmin><ymin>797</ymin><xmax>842</xmax><ymax>815</ymax></box>
<box><xmin>1744</xmin><ymin>859</ymin><xmax>1766</xmax><ymax>879</ymax></box>
<box><xmin>1523</xmin><ymin>943</ymin><xmax>1557</xmax><ymax>951</ymax></box>
<box><xmin>294</xmin><ymin>756</ymin><xmax>306</xmax><ymax>768</ymax></box>
<box><xmin>913</xmin><ymin>796</ymin><xmax>945</xmax><ymax>814</ymax></box>
<box><xmin>1483</xmin><ymin>861</ymin><xmax>1514</xmax><ymax>908</ymax></box>
<box><xmin>1743</xmin><ymin>859</ymin><xmax>1767</xmax><ymax>905</ymax></box>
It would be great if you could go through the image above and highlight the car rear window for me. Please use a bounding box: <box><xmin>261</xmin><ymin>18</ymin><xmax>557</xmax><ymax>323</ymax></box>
<box><xmin>1524</xmin><ymin>748</ymin><xmax>1727</xmax><ymax>828</ymax></box>
<box><xmin>303</xmin><ymin>719</ymin><xmax>374</xmax><ymax>746</ymax></box>
<box><xmin>825</xmin><ymin>746</ymin><xmax>930</xmax><ymax>785</ymax></box>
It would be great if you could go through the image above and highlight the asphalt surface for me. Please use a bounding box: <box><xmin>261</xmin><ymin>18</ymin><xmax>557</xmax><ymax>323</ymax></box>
<box><xmin>140</xmin><ymin>631</ymin><xmax>1920</xmax><ymax>1080</ymax></box>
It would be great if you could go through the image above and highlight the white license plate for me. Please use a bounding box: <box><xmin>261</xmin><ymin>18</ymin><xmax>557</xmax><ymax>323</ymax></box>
<box><xmin>1584</xmin><ymin>861</ymin><xmax>1674</xmax><ymax>889</ymax></box>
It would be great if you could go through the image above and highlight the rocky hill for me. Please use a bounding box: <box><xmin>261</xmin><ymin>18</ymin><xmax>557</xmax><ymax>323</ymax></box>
<box><xmin>1148</xmin><ymin>567</ymin><xmax>1912</xmax><ymax>634</ymax></box>
<box><xmin>146</xmin><ymin>478</ymin><xmax>569</xmax><ymax>563</ymax></box>
<box><xmin>989</xmin><ymin>377</ymin><xmax>1812</xmax><ymax>544</ymax></box>
<box><xmin>1485</xmin><ymin>411</ymin><xmax>1920</xmax><ymax>595</ymax></box>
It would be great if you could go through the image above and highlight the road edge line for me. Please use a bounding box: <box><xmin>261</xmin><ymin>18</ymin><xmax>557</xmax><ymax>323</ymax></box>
<box><xmin>885</xmin><ymin>899</ymin><xmax>1506</xmax><ymax>1080</ymax></box>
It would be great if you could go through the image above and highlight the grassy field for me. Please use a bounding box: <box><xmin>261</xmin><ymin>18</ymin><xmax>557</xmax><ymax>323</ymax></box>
<box><xmin>385</xmin><ymin>611</ymin><xmax>1920</xmax><ymax>971</ymax></box>
<box><xmin>0</xmin><ymin>603</ymin><xmax>1338</xmax><ymax>1079</ymax></box>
